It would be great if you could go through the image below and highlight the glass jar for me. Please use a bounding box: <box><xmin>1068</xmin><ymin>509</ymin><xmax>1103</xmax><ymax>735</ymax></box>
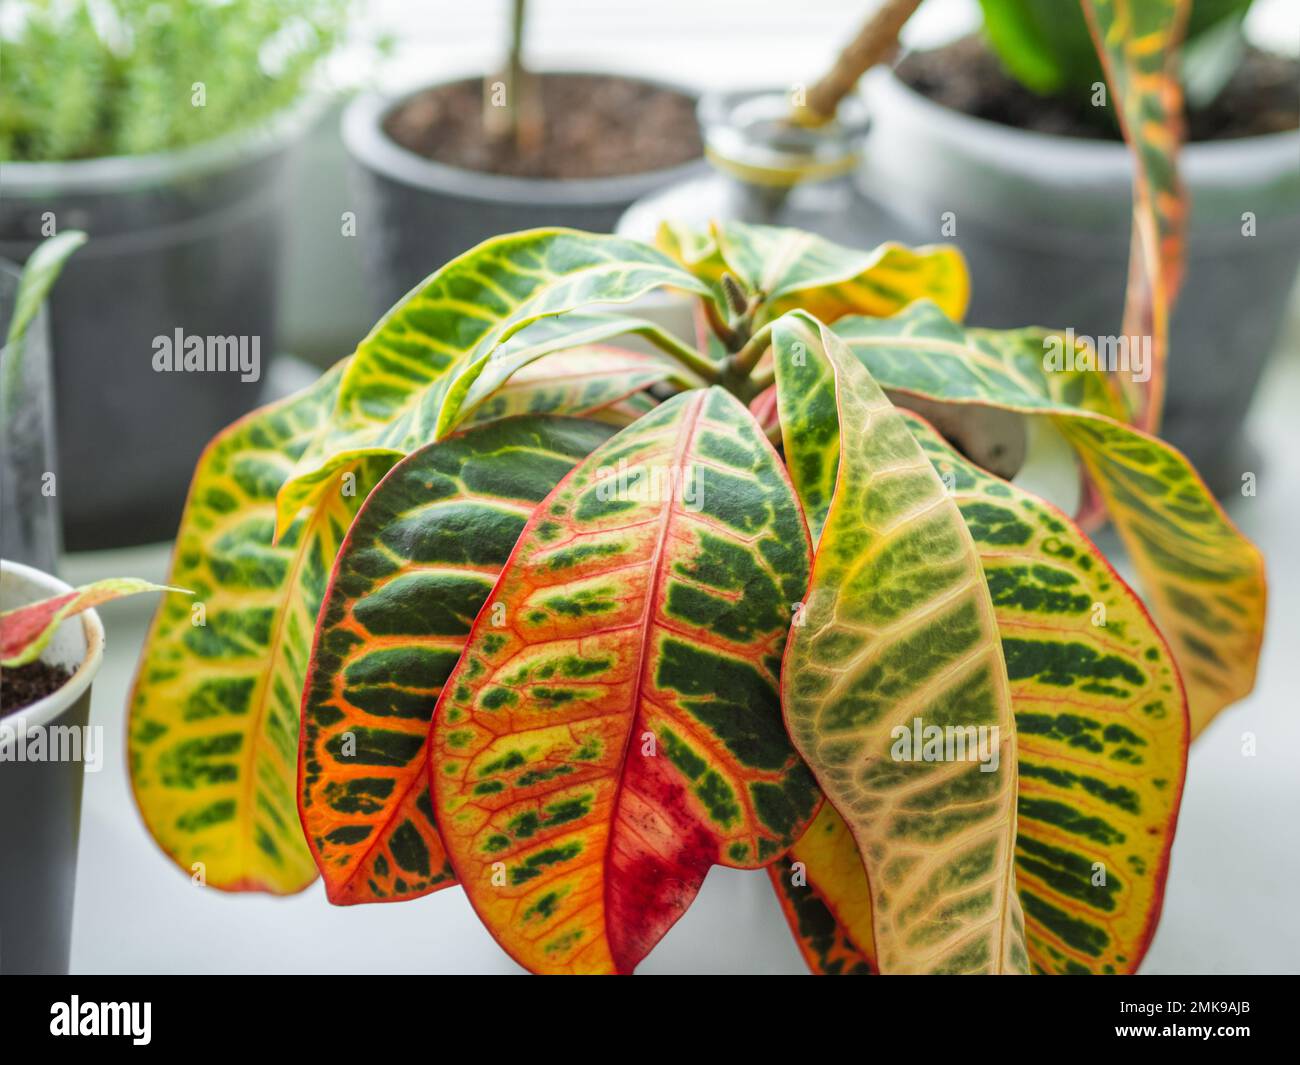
<box><xmin>619</xmin><ymin>88</ymin><xmax>889</xmax><ymax>247</ymax></box>
<box><xmin>1</xmin><ymin>258</ymin><xmax>62</xmax><ymax>574</ymax></box>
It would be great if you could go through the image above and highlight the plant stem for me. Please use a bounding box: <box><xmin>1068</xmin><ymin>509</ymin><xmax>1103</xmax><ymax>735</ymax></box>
<box><xmin>637</xmin><ymin>326</ymin><xmax>723</xmax><ymax>386</ymax></box>
<box><xmin>793</xmin><ymin>0</ymin><xmax>924</xmax><ymax>126</ymax></box>
<box><xmin>729</xmin><ymin>321</ymin><xmax>774</xmax><ymax>379</ymax></box>
<box><xmin>702</xmin><ymin>297</ymin><xmax>737</xmax><ymax>349</ymax></box>
<box><xmin>484</xmin><ymin>0</ymin><xmax>540</xmax><ymax>152</ymax></box>
<box><xmin>715</xmin><ymin>321</ymin><xmax>775</xmax><ymax>402</ymax></box>
<box><xmin>748</xmin><ymin>365</ymin><xmax>776</xmax><ymax>394</ymax></box>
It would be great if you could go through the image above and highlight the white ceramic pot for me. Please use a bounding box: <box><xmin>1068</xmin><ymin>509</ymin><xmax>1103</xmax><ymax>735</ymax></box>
<box><xmin>0</xmin><ymin>559</ymin><xmax>105</xmax><ymax>973</ymax></box>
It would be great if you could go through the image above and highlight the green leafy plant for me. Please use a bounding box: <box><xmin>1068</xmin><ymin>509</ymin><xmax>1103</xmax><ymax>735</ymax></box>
<box><xmin>126</xmin><ymin>217</ymin><xmax>1265</xmax><ymax>973</ymax></box>
<box><xmin>124</xmin><ymin>0</ymin><xmax>1265</xmax><ymax>975</ymax></box>
<box><xmin>979</xmin><ymin>0</ymin><xmax>1252</xmax><ymax>101</ymax></box>
<box><xmin>0</xmin><ymin>0</ymin><xmax>350</xmax><ymax>162</ymax></box>
<box><xmin>977</xmin><ymin>0</ymin><xmax>1253</xmax><ymax>105</ymax></box>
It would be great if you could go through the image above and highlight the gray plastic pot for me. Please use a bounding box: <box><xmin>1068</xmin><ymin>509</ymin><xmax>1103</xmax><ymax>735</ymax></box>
<box><xmin>0</xmin><ymin>102</ymin><xmax>320</xmax><ymax>549</ymax></box>
<box><xmin>342</xmin><ymin>75</ymin><xmax>707</xmax><ymax>317</ymax></box>
<box><xmin>856</xmin><ymin>67</ymin><xmax>1300</xmax><ymax>494</ymax></box>
<box><xmin>0</xmin><ymin>559</ymin><xmax>105</xmax><ymax>974</ymax></box>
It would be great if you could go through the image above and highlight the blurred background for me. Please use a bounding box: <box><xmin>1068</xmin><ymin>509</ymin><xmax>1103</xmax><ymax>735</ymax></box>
<box><xmin>1</xmin><ymin>0</ymin><xmax>1297</xmax><ymax>974</ymax></box>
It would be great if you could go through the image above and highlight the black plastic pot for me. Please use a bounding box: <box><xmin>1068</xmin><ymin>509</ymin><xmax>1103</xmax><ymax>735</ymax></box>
<box><xmin>856</xmin><ymin>68</ymin><xmax>1300</xmax><ymax>494</ymax></box>
<box><xmin>342</xmin><ymin>75</ymin><xmax>707</xmax><ymax>317</ymax></box>
<box><xmin>0</xmin><ymin>103</ymin><xmax>319</xmax><ymax>549</ymax></box>
<box><xmin>0</xmin><ymin>560</ymin><xmax>104</xmax><ymax>974</ymax></box>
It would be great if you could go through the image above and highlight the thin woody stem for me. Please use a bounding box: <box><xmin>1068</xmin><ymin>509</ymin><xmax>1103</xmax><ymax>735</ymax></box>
<box><xmin>793</xmin><ymin>0</ymin><xmax>924</xmax><ymax>126</ymax></box>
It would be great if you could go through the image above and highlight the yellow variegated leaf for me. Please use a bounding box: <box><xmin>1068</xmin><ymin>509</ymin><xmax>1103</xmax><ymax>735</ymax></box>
<box><xmin>768</xmin><ymin>804</ymin><xmax>877</xmax><ymax>975</ymax></box>
<box><xmin>1082</xmin><ymin>0</ymin><xmax>1190</xmax><ymax>430</ymax></box>
<box><xmin>130</xmin><ymin>365</ymin><xmax>386</xmax><ymax>893</ymax></box>
<box><xmin>836</xmin><ymin>302</ymin><xmax>1265</xmax><ymax>737</ymax></box>
<box><xmin>657</xmin><ymin>220</ymin><xmax>970</xmax><ymax>324</ymax></box>
<box><xmin>274</xmin><ymin>231</ymin><xmax>711</xmax><ymax>534</ymax></box>
<box><xmin>463</xmin><ymin>346</ymin><xmax>675</xmax><ymax>428</ymax></box>
<box><xmin>772</xmin><ymin>410</ymin><xmax>1189</xmax><ymax>975</ymax></box>
<box><xmin>774</xmin><ymin>310</ymin><xmax>1028</xmax><ymax>975</ymax></box>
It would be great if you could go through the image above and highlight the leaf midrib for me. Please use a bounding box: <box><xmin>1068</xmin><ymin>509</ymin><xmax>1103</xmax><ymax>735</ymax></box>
<box><xmin>600</xmin><ymin>389</ymin><xmax>707</xmax><ymax>972</ymax></box>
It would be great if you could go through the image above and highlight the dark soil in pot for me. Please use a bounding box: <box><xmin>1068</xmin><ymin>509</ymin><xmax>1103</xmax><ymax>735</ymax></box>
<box><xmin>344</xmin><ymin>72</ymin><xmax>706</xmax><ymax>316</ymax></box>
<box><xmin>851</xmin><ymin>36</ymin><xmax>1300</xmax><ymax>494</ymax></box>
<box><xmin>1</xmin><ymin>660</ymin><xmax>72</xmax><ymax>717</ymax></box>
<box><xmin>385</xmin><ymin>73</ymin><xmax>703</xmax><ymax>179</ymax></box>
<box><xmin>897</xmin><ymin>36</ymin><xmax>1300</xmax><ymax>141</ymax></box>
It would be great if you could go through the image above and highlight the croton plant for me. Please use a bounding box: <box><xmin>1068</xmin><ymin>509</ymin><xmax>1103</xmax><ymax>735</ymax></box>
<box><xmin>125</xmin><ymin>1</ymin><xmax>1265</xmax><ymax>975</ymax></box>
<box><xmin>123</xmin><ymin>219</ymin><xmax>1265</xmax><ymax>975</ymax></box>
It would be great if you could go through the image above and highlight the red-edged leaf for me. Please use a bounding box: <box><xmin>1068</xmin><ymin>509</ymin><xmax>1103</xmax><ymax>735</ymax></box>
<box><xmin>1082</xmin><ymin>0</ymin><xmax>1190</xmax><ymax>430</ymax></box>
<box><xmin>298</xmin><ymin>416</ymin><xmax>616</xmax><ymax>905</ymax></box>
<box><xmin>2</xmin><ymin>578</ymin><xmax>181</xmax><ymax>667</ymax></box>
<box><xmin>429</xmin><ymin>387</ymin><xmax>818</xmax><ymax>973</ymax></box>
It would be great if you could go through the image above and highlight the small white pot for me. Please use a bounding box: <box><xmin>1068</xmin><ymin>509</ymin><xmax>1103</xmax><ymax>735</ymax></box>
<box><xmin>0</xmin><ymin>559</ymin><xmax>105</xmax><ymax>973</ymax></box>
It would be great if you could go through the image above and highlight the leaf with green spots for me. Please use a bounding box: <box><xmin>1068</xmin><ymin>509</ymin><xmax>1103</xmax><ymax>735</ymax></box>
<box><xmin>274</xmin><ymin>230</ymin><xmax>711</xmax><ymax>534</ymax></box>
<box><xmin>657</xmin><ymin>220</ymin><xmax>970</xmax><ymax>325</ymax></box>
<box><xmin>917</xmin><ymin>410</ymin><xmax>1186</xmax><ymax>971</ymax></box>
<box><xmin>835</xmin><ymin>302</ymin><xmax>1264</xmax><ymax>737</ymax></box>
<box><xmin>1082</xmin><ymin>0</ymin><xmax>1190</xmax><ymax>431</ymax></box>
<box><xmin>769</xmin><ymin>405</ymin><xmax>1190</xmax><ymax>972</ymax></box>
<box><xmin>463</xmin><ymin>346</ymin><xmax>674</xmax><ymax>429</ymax></box>
<box><xmin>130</xmin><ymin>365</ymin><xmax>385</xmax><ymax>894</ymax></box>
<box><xmin>299</xmin><ymin>416</ymin><xmax>616</xmax><ymax>905</ymax></box>
<box><xmin>768</xmin><ymin>804</ymin><xmax>876</xmax><ymax>976</ymax></box>
<box><xmin>774</xmin><ymin>311</ymin><xmax>1029</xmax><ymax>975</ymax></box>
<box><xmin>430</xmin><ymin>387</ymin><xmax>817</xmax><ymax>973</ymax></box>
<box><xmin>774</xmin><ymin>413</ymin><xmax>1188</xmax><ymax>975</ymax></box>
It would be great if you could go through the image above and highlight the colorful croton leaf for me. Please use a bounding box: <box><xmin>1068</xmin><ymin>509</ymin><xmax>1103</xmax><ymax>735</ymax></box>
<box><xmin>773</xmin><ymin>311</ymin><xmax>1029</xmax><ymax>975</ymax></box>
<box><xmin>1081</xmin><ymin>0</ymin><xmax>1190</xmax><ymax>431</ymax></box>
<box><xmin>453</xmin><ymin>314</ymin><xmax>711</xmax><ymax>430</ymax></box>
<box><xmin>769</xmin><ymin>804</ymin><xmax>877</xmax><ymax>976</ymax></box>
<box><xmin>130</xmin><ymin>364</ymin><xmax>388</xmax><ymax>893</ymax></box>
<box><xmin>1</xmin><ymin>578</ymin><xmax>181</xmax><ymax>668</ymax></box>
<box><xmin>835</xmin><ymin>302</ymin><xmax>1264</xmax><ymax>738</ymax></box>
<box><xmin>463</xmin><ymin>346</ymin><xmax>674</xmax><ymax>428</ymax></box>
<box><xmin>299</xmin><ymin>415</ymin><xmax>616</xmax><ymax>905</ymax></box>
<box><xmin>429</xmin><ymin>387</ymin><xmax>818</xmax><ymax>974</ymax></box>
<box><xmin>589</xmin><ymin>389</ymin><xmax>659</xmax><ymax>428</ymax></box>
<box><xmin>274</xmin><ymin>230</ymin><xmax>712</xmax><ymax>534</ymax></box>
<box><xmin>658</xmin><ymin>219</ymin><xmax>970</xmax><ymax>325</ymax></box>
<box><xmin>772</xmin><ymin>406</ymin><xmax>1188</xmax><ymax>975</ymax></box>
<box><xmin>126</xmin><ymin>211</ymin><xmax>1263</xmax><ymax>977</ymax></box>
